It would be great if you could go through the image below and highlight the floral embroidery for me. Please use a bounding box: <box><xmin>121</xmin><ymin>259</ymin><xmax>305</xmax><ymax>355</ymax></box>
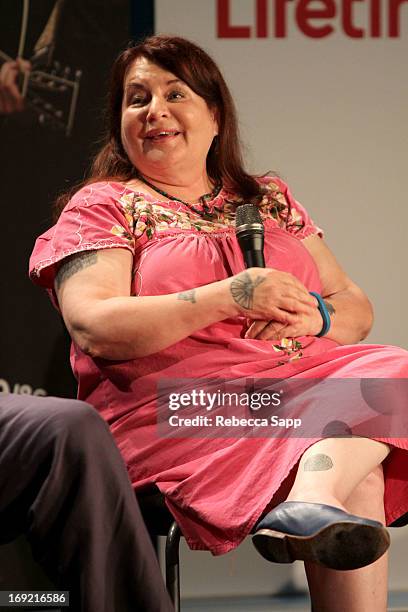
<box><xmin>260</xmin><ymin>180</ymin><xmax>299</xmax><ymax>230</ymax></box>
<box><xmin>115</xmin><ymin>191</ymin><xmax>240</xmax><ymax>240</ymax></box>
<box><xmin>111</xmin><ymin>225</ymin><xmax>134</xmax><ymax>242</ymax></box>
<box><xmin>223</xmin><ymin>180</ymin><xmax>291</xmax><ymax>230</ymax></box>
<box><xmin>257</xmin><ymin>180</ymin><xmax>307</xmax><ymax>234</ymax></box>
<box><xmin>111</xmin><ymin>179</ymin><xmax>305</xmax><ymax>242</ymax></box>
<box><xmin>118</xmin><ymin>192</ymin><xmax>138</xmax><ymax>230</ymax></box>
<box><xmin>272</xmin><ymin>337</ymin><xmax>304</xmax><ymax>362</ymax></box>
<box><xmin>286</xmin><ymin>207</ymin><xmax>305</xmax><ymax>233</ymax></box>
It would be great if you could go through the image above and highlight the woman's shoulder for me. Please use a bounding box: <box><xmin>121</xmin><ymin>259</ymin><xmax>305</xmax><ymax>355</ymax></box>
<box><xmin>66</xmin><ymin>180</ymin><xmax>137</xmax><ymax>210</ymax></box>
<box><xmin>252</xmin><ymin>175</ymin><xmax>292</xmax><ymax>213</ymax></box>
<box><xmin>256</xmin><ymin>174</ymin><xmax>289</xmax><ymax>196</ymax></box>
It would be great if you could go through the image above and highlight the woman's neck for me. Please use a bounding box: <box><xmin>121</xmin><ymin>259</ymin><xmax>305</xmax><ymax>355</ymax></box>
<box><xmin>134</xmin><ymin>171</ymin><xmax>214</xmax><ymax>204</ymax></box>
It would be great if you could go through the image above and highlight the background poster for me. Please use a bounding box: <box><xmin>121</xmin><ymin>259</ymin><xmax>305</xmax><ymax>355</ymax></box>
<box><xmin>0</xmin><ymin>0</ymin><xmax>133</xmax><ymax>594</ymax></box>
<box><xmin>0</xmin><ymin>0</ymin><xmax>131</xmax><ymax>398</ymax></box>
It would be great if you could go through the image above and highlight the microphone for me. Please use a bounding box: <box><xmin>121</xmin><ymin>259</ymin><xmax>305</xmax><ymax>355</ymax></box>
<box><xmin>235</xmin><ymin>203</ymin><xmax>265</xmax><ymax>268</ymax></box>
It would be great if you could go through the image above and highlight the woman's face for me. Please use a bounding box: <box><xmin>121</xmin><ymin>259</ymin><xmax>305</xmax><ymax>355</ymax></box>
<box><xmin>121</xmin><ymin>57</ymin><xmax>219</xmax><ymax>178</ymax></box>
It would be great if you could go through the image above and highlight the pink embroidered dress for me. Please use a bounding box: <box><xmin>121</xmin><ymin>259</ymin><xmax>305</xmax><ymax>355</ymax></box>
<box><xmin>29</xmin><ymin>177</ymin><xmax>408</xmax><ymax>554</ymax></box>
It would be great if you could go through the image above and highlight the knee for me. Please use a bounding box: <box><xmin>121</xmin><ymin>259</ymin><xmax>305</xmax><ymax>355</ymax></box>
<box><xmin>46</xmin><ymin>398</ymin><xmax>109</xmax><ymax>443</ymax></box>
<box><xmin>50</xmin><ymin>398</ymin><xmax>101</xmax><ymax>425</ymax></box>
<box><xmin>345</xmin><ymin>466</ymin><xmax>385</xmax><ymax>521</ymax></box>
<box><xmin>24</xmin><ymin>398</ymin><xmax>110</xmax><ymax>464</ymax></box>
<box><xmin>0</xmin><ymin>395</ymin><xmax>104</xmax><ymax>447</ymax></box>
<box><xmin>358</xmin><ymin>467</ymin><xmax>385</xmax><ymax>498</ymax></box>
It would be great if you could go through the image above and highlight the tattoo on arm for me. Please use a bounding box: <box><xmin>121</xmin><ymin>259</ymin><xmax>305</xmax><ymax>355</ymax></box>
<box><xmin>177</xmin><ymin>290</ymin><xmax>196</xmax><ymax>304</ymax></box>
<box><xmin>324</xmin><ymin>300</ymin><xmax>335</xmax><ymax>316</ymax></box>
<box><xmin>55</xmin><ymin>251</ymin><xmax>98</xmax><ymax>289</ymax></box>
<box><xmin>230</xmin><ymin>271</ymin><xmax>265</xmax><ymax>309</ymax></box>
<box><xmin>303</xmin><ymin>453</ymin><xmax>333</xmax><ymax>471</ymax></box>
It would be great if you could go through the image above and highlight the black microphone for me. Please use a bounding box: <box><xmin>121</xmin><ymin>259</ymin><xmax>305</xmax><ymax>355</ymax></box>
<box><xmin>235</xmin><ymin>203</ymin><xmax>265</xmax><ymax>268</ymax></box>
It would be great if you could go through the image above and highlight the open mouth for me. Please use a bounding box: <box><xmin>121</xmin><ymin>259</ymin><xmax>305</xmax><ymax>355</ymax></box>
<box><xmin>145</xmin><ymin>131</ymin><xmax>181</xmax><ymax>141</ymax></box>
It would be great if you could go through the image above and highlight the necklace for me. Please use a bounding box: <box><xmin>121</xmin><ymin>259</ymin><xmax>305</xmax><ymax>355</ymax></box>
<box><xmin>137</xmin><ymin>175</ymin><xmax>223</xmax><ymax>217</ymax></box>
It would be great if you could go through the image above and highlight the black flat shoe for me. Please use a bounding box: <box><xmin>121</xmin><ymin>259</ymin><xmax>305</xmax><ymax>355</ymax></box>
<box><xmin>252</xmin><ymin>501</ymin><xmax>390</xmax><ymax>571</ymax></box>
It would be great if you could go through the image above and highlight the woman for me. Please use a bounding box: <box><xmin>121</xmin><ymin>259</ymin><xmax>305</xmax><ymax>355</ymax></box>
<box><xmin>29</xmin><ymin>35</ymin><xmax>408</xmax><ymax>611</ymax></box>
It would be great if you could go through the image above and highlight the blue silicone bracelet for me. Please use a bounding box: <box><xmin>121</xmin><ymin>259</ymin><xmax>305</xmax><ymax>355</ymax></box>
<box><xmin>310</xmin><ymin>291</ymin><xmax>331</xmax><ymax>337</ymax></box>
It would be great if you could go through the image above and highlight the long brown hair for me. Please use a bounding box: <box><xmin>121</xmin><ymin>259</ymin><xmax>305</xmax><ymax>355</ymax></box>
<box><xmin>54</xmin><ymin>35</ymin><xmax>265</xmax><ymax>217</ymax></box>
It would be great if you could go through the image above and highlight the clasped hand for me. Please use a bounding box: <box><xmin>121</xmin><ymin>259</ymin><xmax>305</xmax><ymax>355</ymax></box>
<box><xmin>231</xmin><ymin>268</ymin><xmax>323</xmax><ymax>341</ymax></box>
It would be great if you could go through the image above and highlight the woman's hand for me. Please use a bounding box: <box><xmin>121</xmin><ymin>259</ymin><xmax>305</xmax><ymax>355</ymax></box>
<box><xmin>235</xmin><ymin>231</ymin><xmax>375</xmax><ymax>345</ymax></box>
<box><xmin>244</xmin><ymin>309</ymin><xmax>323</xmax><ymax>341</ymax></box>
<box><xmin>229</xmin><ymin>267</ymin><xmax>319</xmax><ymax>326</ymax></box>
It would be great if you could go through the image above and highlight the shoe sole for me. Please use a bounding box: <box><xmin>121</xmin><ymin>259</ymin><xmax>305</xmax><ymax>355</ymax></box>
<box><xmin>252</xmin><ymin>522</ymin><xmax>390</xmax><ymax>570</ymax></box>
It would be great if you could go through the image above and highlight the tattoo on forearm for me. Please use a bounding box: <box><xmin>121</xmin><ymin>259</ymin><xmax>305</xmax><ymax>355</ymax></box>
<box><xmin>55</xmin><ymin>251</ymin><xmax>98</xmax><ymax>289</ymax></box>
<box><xmin>324</xmin><ymin>300</ymin><xmax>335</xmax><ymax>316</ymax></box>
<box><xmin>177</xmin><ymin>290</ymin><xmax>196</xmax><ymax>304</ymax></box>
<box><xmin>303</xmin><ymin>453</ymin><xmax>333</xmax><ymax>471</ymax></box>
<box><xmin>230</xmin><ymin>272</ymin><xmax>266</xmax><ymax>309</ymax></box>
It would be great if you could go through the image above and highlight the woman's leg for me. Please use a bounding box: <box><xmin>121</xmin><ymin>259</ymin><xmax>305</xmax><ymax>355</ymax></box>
<box><xmin>304</xmin><ymin>466</ymin><xmax>388</xmax><ymax>612</ymax></box>
<box><xmin>252</xmin><ymin>437</ymin><xmax>391</xmax><ymax>571</ymax></box>
<box><xmin>286</xmin><ymin>437</ymin><xmax>390</xmax><ymax>509</ymax></box>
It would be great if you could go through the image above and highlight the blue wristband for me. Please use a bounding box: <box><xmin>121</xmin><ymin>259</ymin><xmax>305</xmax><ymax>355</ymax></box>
<box><xmin>309</xmin><ymin>291</ymin><xmax>331</xmax><ymax>337</ymax></box>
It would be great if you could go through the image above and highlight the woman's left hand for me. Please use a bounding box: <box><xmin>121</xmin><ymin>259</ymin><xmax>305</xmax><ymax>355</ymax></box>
<box><xmin>244</xmin><ymin>301</ymin><xmax>323</xmax><ymax>340</ymax></box>
<box><xmin>245</xmin><ymin>235</ymin><xmax>374</xmax><ymax>344</ymax></box>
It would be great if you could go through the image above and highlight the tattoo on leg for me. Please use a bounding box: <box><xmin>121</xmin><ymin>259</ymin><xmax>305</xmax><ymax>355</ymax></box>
<box><xmin>177</xmin><ymin>290</ymin><xmax>196</xmax><ymax>304</ymax></box>
<box><xmin>230</xmin><ymin>272</ymin><xmax>265</xmax><ymax>309</ymax></box>
<box><xmin>303</xmin><ymin>453</ymin><xmax>334</xmax><ymax>471</ymax></box>
<box><xmin>55</xmin><ymin>251</ymin><xmax>98</xmax><ymax>289</ymax></box>
<box><xmin>324</xmin><ymin>300</ymin><xmax>335</xmax><ymax>316</ymax></box>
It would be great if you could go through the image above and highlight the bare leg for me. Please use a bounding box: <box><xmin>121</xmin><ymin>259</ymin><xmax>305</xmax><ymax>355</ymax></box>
<box><xmin>305</xmin><ymin>466</ymin><xmax>388</xmax><ymax>612</ymax></box>
<box><xmin>286</xmin><ymin>437</ymin><xmax>390</xmax><ymax>509</ymax></box>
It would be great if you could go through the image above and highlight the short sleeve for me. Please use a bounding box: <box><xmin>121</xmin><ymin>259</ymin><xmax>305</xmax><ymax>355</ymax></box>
<box><xmin>259</xmin><ymin>176</ymin><xmax>324</xmax><ymax>240</ymax></box>
<box><xmin>29</xmin><ymin>182</ymin><xmax>137</xmax><ymax>290</ymax></box>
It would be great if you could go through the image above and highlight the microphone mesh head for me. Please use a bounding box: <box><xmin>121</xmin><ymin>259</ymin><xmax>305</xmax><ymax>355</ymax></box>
<box><xmin>235</xmin><ymin>203</ymin><xmax>263</xmax><ymax>227</ymax></box>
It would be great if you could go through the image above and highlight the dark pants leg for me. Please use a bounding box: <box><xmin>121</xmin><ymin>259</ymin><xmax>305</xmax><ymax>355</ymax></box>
<box><xmin>0</xmin><ymin>394</ymin><xmax>173</xmax><ymax>612</ymax></box>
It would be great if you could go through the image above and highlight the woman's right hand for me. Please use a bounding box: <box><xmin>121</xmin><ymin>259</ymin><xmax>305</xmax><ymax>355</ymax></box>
<box><xmin>228</xmin><ymin>267</ymin><xmax>317</xmax><ymax>325</ymax></box>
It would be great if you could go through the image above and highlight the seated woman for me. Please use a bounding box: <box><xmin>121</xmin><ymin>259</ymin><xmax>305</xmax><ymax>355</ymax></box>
<box><xmin>29</xmin><ymin>35</ymin><xmax>408</xmax><ymax>612</ymax></box>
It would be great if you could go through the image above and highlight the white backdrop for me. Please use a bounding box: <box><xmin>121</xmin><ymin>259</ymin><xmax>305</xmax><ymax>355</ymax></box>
<box><xmin>155</xmin><ymin>0</ymin><xmax>408</xmax><ymax>599</ymax></box>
